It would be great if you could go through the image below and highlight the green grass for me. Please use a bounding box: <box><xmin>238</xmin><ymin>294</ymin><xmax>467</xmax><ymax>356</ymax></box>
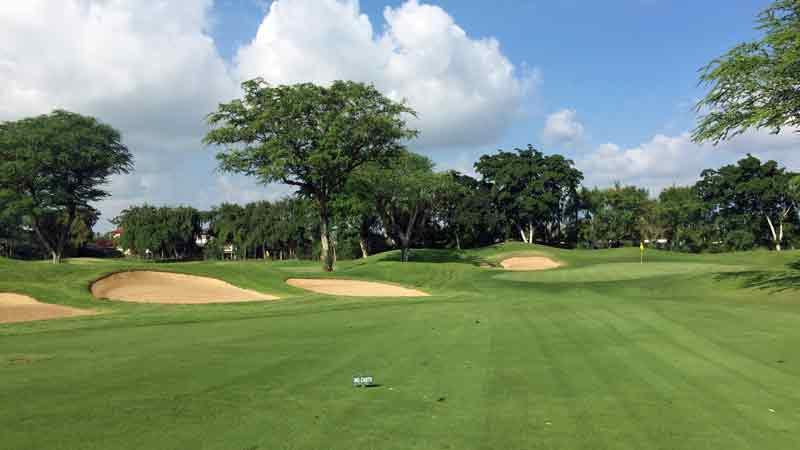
<box><xmin>1</xmin><ymin>243</ymin><xmax>799</xmax><ymax>449</ymax></box>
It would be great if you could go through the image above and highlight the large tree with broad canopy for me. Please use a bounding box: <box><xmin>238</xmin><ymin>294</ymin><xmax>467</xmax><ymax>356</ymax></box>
<box><xmin>0</xmin><ymin>110</ymin><xmax>133</xmax><ymax>263</ymax></box>
<box><xmin>204</xmin><ymin>78</ymin><xmax>417</xmax><ymax>271</ymax></box>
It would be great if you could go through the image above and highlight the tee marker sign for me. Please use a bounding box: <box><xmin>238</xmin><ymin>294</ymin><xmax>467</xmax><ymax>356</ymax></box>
<box><xmin>352</xmin><ymin>375</ymin><xmax>375</xmax><ymax>387</ymax></box>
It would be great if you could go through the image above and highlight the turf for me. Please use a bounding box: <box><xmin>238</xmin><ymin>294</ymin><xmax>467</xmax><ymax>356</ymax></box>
<box><xmin>1</xmin><ymin>244</ymin><xmax>799</xmax><ymax>450</ymax></box>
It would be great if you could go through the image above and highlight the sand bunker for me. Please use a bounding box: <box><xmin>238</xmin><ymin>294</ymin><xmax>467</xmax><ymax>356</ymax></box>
<box><xmin>286</xmin><ymin>278</ymin><xmax>428</xmax><ymax>297</ymax></box>
<box><xmin>91</xmin><ymin>271</ymin><xmax>278</xmax><ymax>304</ymax></box>
<box><xmin>0</xmin><ymin>293</ymin><xmax>95</xmax><ymax>324</ymax></box>
<box><xmin>500</xmin><ymin>256</ymin><xmax>562</xmax><ymax>271</ymax></box>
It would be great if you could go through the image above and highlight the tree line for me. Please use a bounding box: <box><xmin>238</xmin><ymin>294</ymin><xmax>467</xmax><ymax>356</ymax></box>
<box><xmin>2</xmin><ymin>104</ymin><xmax>799</xmax><ymax>267</ymax></box>
<box><xmin>107</xmin><ymin>149</ymin><xmax>800</xmax><ymax>263</ymax></box>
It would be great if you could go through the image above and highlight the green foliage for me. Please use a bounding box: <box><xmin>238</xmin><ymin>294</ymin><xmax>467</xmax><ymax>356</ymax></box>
<box><xmin>0</xmin><ymin>110</ymin><xmax>133</xmax><ymax>263</ymax></box>
<box><xmin>694</xmin><ymin>0</ymin><xmax>800</xmax><ymax>143</ymax></box>
<box><xmin>475</xmin><ymin>145</ymin><xmax>583</xmax><ymax>244</ymax></box>
<box><xmin>204</xmin><ymin>79</ymin><xmax>418</xmax><ymax>271</ymax></box>
<box><xmin>347</xmin><ymin>150</ymin><xmax>444</xmax><ymax>261</ymax></box>
<box><xmin>578</xmin><ymin>184</ymin><xmax>650</xmax><ymax>248</ymax></box>
<box><xmin>436</xmin><ymin>171</ymin><xmax>503</xmax><ymax>249</ymax></box>
<box><xmin>724</xmin><ymin>229</ymin><xmax>758</xmax><ymax>251</ymax></box>
<box><xmin>790</xmin><ymin>175</ymin><xmax>800</xmax><ymax>218</ymax></box>
<box><xmin>696</xmin><ymin>154</ymin><xmax>796</xmax><ymax>250</ymax></box>
<box><xmin>205</xmin><ymin>198</ymin><xmax>317</xmax><ymax>260</ymax></box>
<box><xmin>658</xmin><ymin>186</ymin><xmax>709</xmax><ymax>252</ymax></box>
<box><xmin>114</xmin><ymin>205</ymin><xmax>203</xmax><ymax>260</ymax></box>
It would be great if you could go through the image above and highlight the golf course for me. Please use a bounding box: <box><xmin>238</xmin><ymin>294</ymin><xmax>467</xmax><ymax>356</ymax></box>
<box><xmin>2</xmin><ymin>243</ymin><xmax>799</xmax><ymax>450</ymax></box>
<box><xmin>4</xmin><ymin>2</ymin><xmax>800</xmax><ymax>448</ymax></box>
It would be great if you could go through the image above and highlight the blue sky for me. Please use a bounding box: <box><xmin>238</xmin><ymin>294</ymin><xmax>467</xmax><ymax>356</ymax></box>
<box><xmin>2</xmin><ymin>1</ymin><xmax>796</xmax><ymax>230</ymax></box>
<box><xmin>209</xmin><ymin>0</ymin><xmax>771</xmax><ymax>156</ymax></box>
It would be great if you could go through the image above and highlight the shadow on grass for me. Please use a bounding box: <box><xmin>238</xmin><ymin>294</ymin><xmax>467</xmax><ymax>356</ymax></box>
<box><xmin>379</xmin><ymin>248</ymin><xmax>497</xmax><ymax>267</ymax></box>
<box><xmin>714</xmin><ymin>260</ymin><xmax>800</xmax><ymax>293</ymax></box>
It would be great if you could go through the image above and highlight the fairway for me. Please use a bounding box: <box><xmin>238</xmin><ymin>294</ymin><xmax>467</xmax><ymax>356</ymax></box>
<box><xmin>1</xmin><ymin>244</ymin><xmax>800</xmax><ymax>450</ymax></box>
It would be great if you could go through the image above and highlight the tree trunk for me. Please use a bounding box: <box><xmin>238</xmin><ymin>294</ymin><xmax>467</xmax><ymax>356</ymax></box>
<box><xmin>399</xmin><ymin>234</ymin><xmax>410</xmax><ymax>262</ymax></box>
<box><xmin>359</xmin><ymin>218</ymin><xmax>370</xmax><ymax>259</ymax></box>
<box><xmin>31</xmin><ymin>222</ymin><xmax>55</xmax><ymax>263</ymax></box>
<box><xmin>454</xmin><ymin>230</ymin><xmax>461</xmax><ymax>250</ymax></box>
<box><xmin>318</xmin><ymin>199</ymin><xmax>335</xmax><ymax>272</ymax></box>
<box><xmin>398</xmin><ymin>207</ymin><xmax>419</xmax><ymax>263</ymax></box>
<box><xmin>766</xmin><ymin>215</ymin><xmax>781</xmax><ymax>251</ymax></box>
<box><xmin>528</xmin><ymin>221</ymin><xmax>534</xmax><ymax>244</ymax></box>
<box><xmin>517</xmin><ymin>225</ymin><xmax>528</xmax><ymax>243</ymax></box>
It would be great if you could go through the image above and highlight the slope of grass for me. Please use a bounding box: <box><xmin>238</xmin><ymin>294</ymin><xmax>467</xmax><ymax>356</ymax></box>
<box><xmin>1</xmin><ymin>245</ymin><xmax>799</xmax><ymax>449</ymax></box>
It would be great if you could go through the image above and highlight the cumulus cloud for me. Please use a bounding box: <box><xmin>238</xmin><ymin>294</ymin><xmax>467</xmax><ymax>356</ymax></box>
<box><xmin>0</xmin><ymin>0</ymin><xmax>244</xmax><ymax>227</ymax></box>
<box><xmin>542</xmin><ymin>109</ymin><xmax>584</xmax><ymax>146</ymax></box>
<box><xmin>0</xmin><ymin>0</ymin><xmax>235</xmax><ymax>128</ymax></box>
<box><xmin>0</xmin><ymin>0</ymin><xmax>532</xmax><ymax>229</ymax></box>
<box><xmin>236</xmin><ymin>0</ymin><xmax>535</xmax><ymax>148</ymax></box>
<box><xmin>578</xmin><ymin>129</ymin><xmax>800</xmax><ymax>193</ymax></box>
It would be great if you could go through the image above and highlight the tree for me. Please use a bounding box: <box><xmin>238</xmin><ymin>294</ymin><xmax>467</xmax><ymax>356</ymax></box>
<box><xmin>204</xmin><ymin>79</ymin><xmax>417</xmax><ymax>271</ymax></box>
<box><xmin>68</xmin><ymin>208</ymin><xmax>100</xmax><ymax>252</ymax></box>
<box><xmin>114</xmin><ymin>205</ymin><xmax>203</xmax><ymax>260</ymax></box>
<box><xmin>262</xmin><ymin>197</ymin><xmax>316</xmax><ymax>260</ymax></box>
<box><xmin>636</xmin><ymin>199</ymin><xmax>664</xmax><ymax>244</ymax></box>
<box><xmin>208</xmin><ymin>203</ymin><xmax>248</xmax><ymax>260</ymax></box>
<box><xmin>475</xmin><ymin>146</ymin><xmax>583</xmax><ymax>244</ymax></box>
<box><xmin>348</xmin><ymin>151</ymin><xmax>443</xmax><ymax>262</ymax></box>
<box><xmin>578</xmin><ymin>184</ymin><xmax>650</xmax><ymax>248</ymax></box>
<box><xmin>242</xmin><ymin>201</ymin><xmax>274</xmax><ymax>260</ymax></box>
<box><xmin>333</xmin><ymin>184</ymin><xmax>381</xmax><ymax>259</ymax></box>
<box><xmin>0</xmin><ymin>191</ymin><xmax>23</xmax><ymax>258</ymax></box>
<box><xmin>697</xmin><ymin>155</ymin><xmax>796</xmax><ymax>251</ymax></box>
<box><xmin>694</xmin><ymin>0</ymin><xmax>800</xmax><ymax>144</ymax></box>
<box><xmin>437</xmin><ymin>171</ymin><xmax>502</xmax><ymax>249</ymax></box>
<box><xmin>0</xmin><ymin>110</ymin><xmax>133</xmax><ymax>263</ymax></box>
<box><xmin>658</xmin><ymin>186</ymin><xmax>709</xmax><ymax>251</ymax></box>
<box><xmin>790</xmin><ymin>175</ymin><xmax>800</xmax><ymax>220</ymax></box>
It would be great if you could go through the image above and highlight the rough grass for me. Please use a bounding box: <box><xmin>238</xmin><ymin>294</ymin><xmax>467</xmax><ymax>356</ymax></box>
<box><xmin>1</xmin><ymin>243</ymin><xmax>799</xmax><ymax>450</ymax></box>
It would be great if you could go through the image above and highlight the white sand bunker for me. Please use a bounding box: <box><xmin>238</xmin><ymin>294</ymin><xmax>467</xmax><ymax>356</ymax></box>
<box><xmin>500</xmin><ymin>256</ymin><xmax>562</xmax><ymax>271</ymax></box>
<box><xmin>91</xmin><ymin>271</ymin><xmax>278</xmax><ymax>304</ymax></box>
<box><xmin>287</xmin><ymin>278</ymin><xmax>428</xmax><ymax>297</ymax></box>
<box><xmin>1</xmin><ymin>293</ymin><xmax>96</xmax><ymax>324</ymax></box>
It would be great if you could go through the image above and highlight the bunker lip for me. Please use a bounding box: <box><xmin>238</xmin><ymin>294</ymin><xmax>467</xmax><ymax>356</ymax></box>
<box><xmin>90</xmin><ymin>271</ymin><xmax>278</xmax><ymax>304</ymax></box>
<box><xmin>0</xmin><ymin>293</ymin><xmax>97</xmax><ymax>324</ymax></box>
<box><xmin>286</xmin><ymin>278</ymin><xmax>429</xmax><ymax>297</ymax></box>
<box><xmin>499</xmin><ymin>256</ymin><xmax>562</xmax><ymax>271</ymax></box>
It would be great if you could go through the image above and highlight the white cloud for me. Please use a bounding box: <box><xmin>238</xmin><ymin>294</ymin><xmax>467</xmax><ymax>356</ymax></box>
<box><xmin>0</xmin><ymin>0</ymin><xmax>533</xmax><ymax>230</ymax></box>
<box><xmin>236</xmin><ymin>0</ymin><xmax>535</xmax><ymax>148</ymax></box>
<box><xmin>0</xmin><ymin>0</ymin><xmax>249</xmax><ymax>227</ymax></box>
<box><xmin>542</xmin><ymin>108</ymin><xmax>584</xmax><ymax>146</ymax></box>
<box><xmin>0</xmin><ymin>0</ymin><xmax>235</xmax><ymax>126</ymax></box>
<box><xmin>578</xmin><ymin>129</ymin><xmax>800</xmax><ymax>193</ymax></box>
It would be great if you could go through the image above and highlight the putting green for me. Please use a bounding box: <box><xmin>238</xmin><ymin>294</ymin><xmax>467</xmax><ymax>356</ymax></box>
<box><xmin>494</xmin><ymin>262</ymin><xmax>747</xmax><ymax>283</ymax></box>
